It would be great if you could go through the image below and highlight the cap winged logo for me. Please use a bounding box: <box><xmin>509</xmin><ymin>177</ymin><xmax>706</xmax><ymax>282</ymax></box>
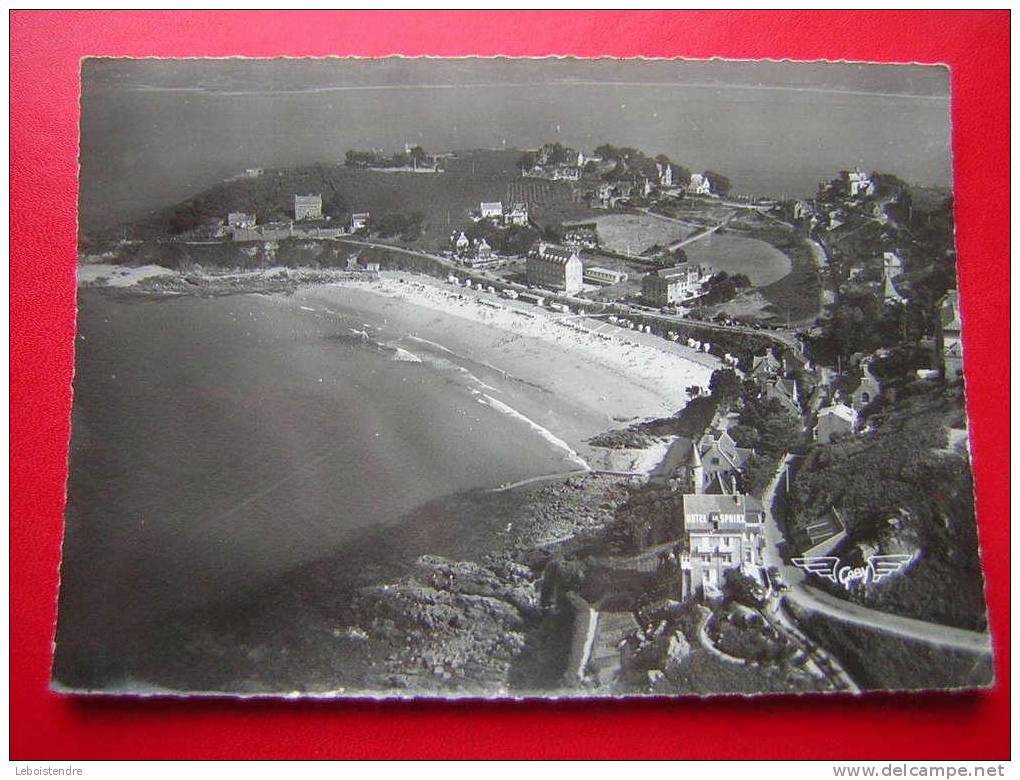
<box><xmin>792</xmin><ymin>553</ymin><xmax>913</xmax><ymax>590</ymax></box>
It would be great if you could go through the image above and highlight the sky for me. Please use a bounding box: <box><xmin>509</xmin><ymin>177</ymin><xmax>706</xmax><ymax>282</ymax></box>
<box><xmin>79</xmin><ymin>57</ymin><xmax>953</xmax><ymax>231</ymax></box>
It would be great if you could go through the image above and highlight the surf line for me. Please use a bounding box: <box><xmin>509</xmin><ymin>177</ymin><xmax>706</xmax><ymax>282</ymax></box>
<box><xmin>472</xmin><ymin>390</ymin><xmax>590</xmax><ymax>472</ymax></box>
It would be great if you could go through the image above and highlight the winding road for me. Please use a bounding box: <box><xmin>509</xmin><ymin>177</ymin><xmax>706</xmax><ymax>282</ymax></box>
<box><xmin>762</xmin><ymin>455</ymin><xmax>993</xmax><ymax>655</ymax></box>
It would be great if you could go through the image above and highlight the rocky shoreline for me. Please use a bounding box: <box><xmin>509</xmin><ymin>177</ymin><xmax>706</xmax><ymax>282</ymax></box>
<box><xmin>80</xmin><ymin>264</ymin><xmax>379</xmax><ymax>298</ymax></box>
<box><xmin>348</xmin><ymin>475</ymin><xmax>633</xmax><ymax>696</ymax></box>
<box><xmin>84</xmin><ymin>474</ymin><xmax>637</xmax><ymax>697</ymax></box>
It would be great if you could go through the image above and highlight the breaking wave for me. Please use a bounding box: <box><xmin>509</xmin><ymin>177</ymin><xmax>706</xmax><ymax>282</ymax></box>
<box><xmin>473</xmin><ymin>391</ymin><xmax>590</xmax><ymax>471</ymax></box>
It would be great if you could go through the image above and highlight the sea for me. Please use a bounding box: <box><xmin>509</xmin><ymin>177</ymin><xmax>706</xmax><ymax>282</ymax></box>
<box><xmin>54</xmin><ymin>290</ymin><xmax>580</xmax><ymax>688</ymax></box>
<box><xmin>80</xmin><ymin>78</ymin><xmax>952</xmax><ymax>231</ymax></box>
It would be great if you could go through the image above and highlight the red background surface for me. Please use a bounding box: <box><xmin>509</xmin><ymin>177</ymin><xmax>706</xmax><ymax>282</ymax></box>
<box><xmin>10</xmin><ymin>10</ymin><xmax>1010</xmax><ymax>760</ymax></box>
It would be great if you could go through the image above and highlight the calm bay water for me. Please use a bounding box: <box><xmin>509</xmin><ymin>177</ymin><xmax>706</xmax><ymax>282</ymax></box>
<box><xmin>56</xmin><ymin>290</ymin><xmax>574</xmax><ymax>683</ymax></box>
<box><xmin>81</xmin><ymin>74</ymin><xmax>952</xmax><ymax>231</ymax></box>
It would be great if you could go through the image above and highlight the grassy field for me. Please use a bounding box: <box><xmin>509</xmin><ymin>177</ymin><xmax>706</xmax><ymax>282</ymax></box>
<box><xmin>593</xmin><ymin>213</ymin><xmax>691</xmax><ymax>255</ymax></box>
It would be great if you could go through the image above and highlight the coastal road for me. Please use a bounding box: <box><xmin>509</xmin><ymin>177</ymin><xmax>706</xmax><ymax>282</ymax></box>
<box><xmin>789</xmin><ymin>583</ymin><xmax>993</xmax><ymax>654</ymax></box>
<box><xmin>807</xmin><ymin>238</ymin><xmax>837</xmax><ymax>312</ymax></box>
<box><xmin>762</xmin><ymin>455</ymin><xmax>993</xmax><ymax>655</ymax></box>
<box><xmin>337</xmin><ymin>237</ymin><xmax>456</xmax><ymax>269</ymax></box>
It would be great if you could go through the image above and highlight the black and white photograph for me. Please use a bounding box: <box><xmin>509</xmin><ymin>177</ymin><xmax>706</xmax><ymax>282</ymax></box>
<box><xmin>55</xmin><ymin>56</ymin><xmax>991</xmax><ymax>699</ymax></box>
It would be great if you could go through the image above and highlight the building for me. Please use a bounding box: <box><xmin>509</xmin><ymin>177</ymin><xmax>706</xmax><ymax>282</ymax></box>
<box><xmin>697</xmin><ymin>429</ymin><xmax>754</xmax><ymax>492</ymax></box>
<box><xmin>480</xmin><ymin>201</ymin><xmax>504</xmax><ymax>219</ymax></box>
<box><xmin>657</xmin><ymin>161</ymin><xmax>673</xmax><ymax>188</ymax></box>
<box><xmin>582</xmin><ymin>266</ymin><xmax>628</xmax><ymax>286</ymax></box>
<box><xmin>451</xmin><ymin>231</ymin><xmax>470</xmax><ymax>255</ymax></box>
<box><xmin>551</xmin><ymin>166</ymin><xmax>581</xmax><ymax>181</ymax></box>
<box><xmin>503</xmin><ymin>202</ymin><xmax>529</xmax><ymax>227</ymax></box>
<box><xmin>563</xmin><ymin>227</ymin><xmax>599</xmax><ymax>251</ymax></box>
<box><xmin>814</xmin><ymin>403</ymin><xmax>857</xmax><ymax>444</ymax></box>
<box><xmin>750</xmin><ymin>348</ymin><xmax>783</xmax><ymax>381</ymax></box>
<box><xmin>679</xmin><ymin>493</ymin><xmax>766</xmax><ymax>598</ymax></box>
<box><xmin>792</xmin><ymin>200</ymin><xmax>814</xmax><ymax>221</ymax></box>
<box><xmin>590</xmin><ymin>182</ymin><xmax>614</xmax><ymax>209</ymax></box>
<box><xmin>517</xmin><ymin>292</ymin><xmax>546</xmax><ymax>306</ymax></box>
<box><xmin>939</xmin><ymin>290</ymin><xmax>964</xmax><ymax>378</ymax></box>
<box><xmin>227</xmin><ymin>212</ymin><xmax>256</xmax><ymax>229</ymax></box>
<box><xmin>843</xmin><ymin>167</ymin><xmax>875</xmax><ymax>198</ymax></box>
<box><xmin>849</xmin><ymin>361</ymin><xmax>882</xmax><ymax>412</ymax></box>
<box><xmin>641</xmin><ymin>264</ymin><xmax>706</xmax><ymax>307</ymax></box>
<box><xmin>526</xmin><ymin>242</ymin><xmax>583</xmax><ymax>294</ymax></box>
<box><xmin>294</xmin><ymin>194</ymin><xmax>323</xmax><ymax>221</ymax></box>
<box><xmin>688</xmin><ymin>173</ymin><xmax>711</xmax><ymax>196</ymax></box>
<box><xmin>350</xmin><ymin>212</ymin><xmax>370</xmax><ymax>231</ymax></box>
<box><xmin>882</xmin><ymin>252</ymin><xmax>907</xmax><ymax>304</ymax></box>
<box><xmin>474</xmin><ymin>238</ymin><xmax>493</xmax><ymax>260</ymax></box>
<box><xmin>763</xmin><ymin>376</ymin><xmax>801</xmax><ymax>416</ymax></box>
<box><xmin>462</xmin><ymin>254</ymin><xmax>502</xmax><ymax>270</ymax></box>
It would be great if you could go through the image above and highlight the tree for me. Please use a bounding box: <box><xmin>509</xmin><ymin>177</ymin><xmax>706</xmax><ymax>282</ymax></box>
<box><xmin>594</xmin><ymin>144</ymin><xmax>622</xmax><ymax>161</ymax></box>
<box><xmin>704</xmin><ymin>170</ymin><xmax>732</xmax><ymax>196</ymax></box>
<box><xmin>517</xmin><ymin>151</ymin><xmax>537</xmax><ymax>171</ymax></box>
<box><xmin>709</xmin><ymin>368</ymin><xmax>742</xmax><ymax>408</ymax></box>
<box><xmin>322</xmin><ymin>191</ymin><xmax>349</xmax><ymax>219</ymax></box>
<box><xmin>724</xmin><ymin>569</ymin><xmax>766</xmax><ymax>608</ymax></box>
<box><xmin>603</xmin><ymin>161</ymin><xmax>628</xmax><ymax>182</ymax></box>
<box><xmin>408</xmin><ymin>145</ymin><xmax>428</xmax><ymax>167</ymax></box>
<box><xmin>673</xmin><ymin>164</ymin><xmax>692</xmax><ymax>185</ymax></box>
<box><xmin>374</xmin><ymin>211</ymin><xmax>425</xmax><ymax>241</ymax></box>
<box><xmin>668</xmin><ymin>247</ymin><xmax>689</xmax><ymax>265</ymax></box>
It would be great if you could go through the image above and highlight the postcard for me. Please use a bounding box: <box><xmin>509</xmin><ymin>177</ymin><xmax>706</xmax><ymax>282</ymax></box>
<box><xmin>54</xmin><ymin>57</ymin><xmax>990</xmax><ymax>697</ymax></box>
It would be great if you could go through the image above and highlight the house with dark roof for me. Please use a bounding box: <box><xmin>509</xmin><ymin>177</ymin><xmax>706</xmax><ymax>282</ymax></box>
<box><xmin>526</xmin><ymin>242</ymin><xmax>583</xmax><ymax>294</ymax></box>
<box><xmin>697</xmin><ymin>429</ymin><xmax>754</xmax><ymax>490</ymax></box>
<box><xmin>474</xmin><ymin>238</ymin><xmax>493</xmax><ymax>260</ymax></box>
<box><xmin>750</xmin><ymin>348</ymin><xmax>783</xmax><ymax>381</ymax></box>
<box><xmin>451</xmin><ymin>230</ymin><xmax>470</xmax><ymax>255</ymax></box>
<box><xmin>763</xmin><ymin>376</ymin><xmax>801</xmax><ymax>416</ymax></box>
<box><xmin>503</xmin><ymin>202</ymin><xmax>529</xmax><ymax>227</ymax></box>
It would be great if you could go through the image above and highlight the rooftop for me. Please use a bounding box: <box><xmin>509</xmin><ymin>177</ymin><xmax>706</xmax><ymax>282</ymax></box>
<box><xmin>683</xmin><ymin>493</ymin><xmax>764</xmax><ymax>518</ymax></box>
<box><xmin>818</xmin><ymin>403</ymin><xmax>856</xmax><ymax>423</ymax></box>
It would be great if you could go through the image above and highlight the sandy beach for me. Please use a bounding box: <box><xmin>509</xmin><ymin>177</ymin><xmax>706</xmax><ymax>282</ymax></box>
<box><xmin>293</xmin><ymin>273</ymin><xmax>718</xmax><ymax>466</ymax></box>
<box><xmin>76</xmin><ymin>264</ymin><xmax>718</xmax><ymax>472</ymax></box>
